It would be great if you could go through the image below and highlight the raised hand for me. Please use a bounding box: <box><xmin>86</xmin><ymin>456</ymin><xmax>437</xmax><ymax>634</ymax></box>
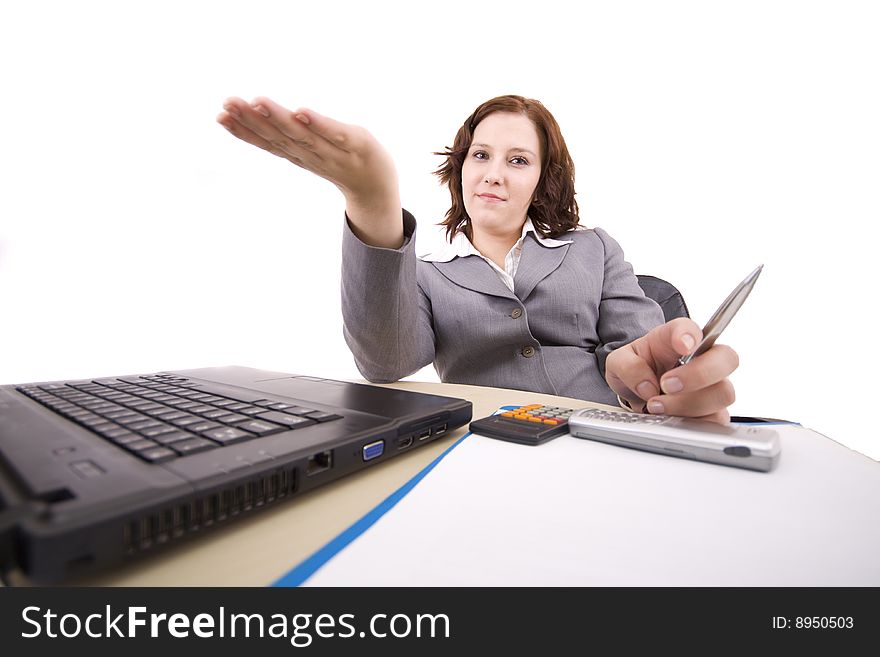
<box><xmin>218</xmin><ymin>97</ymin><xmax>403</xmax><ymax>248</ymax></box>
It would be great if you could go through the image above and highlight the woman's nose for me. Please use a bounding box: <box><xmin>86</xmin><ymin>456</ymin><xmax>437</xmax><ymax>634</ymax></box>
<box><xmin>484</xmin><ymin>167</ymin><xmax>503</xmax><ymax>184</ymax></box>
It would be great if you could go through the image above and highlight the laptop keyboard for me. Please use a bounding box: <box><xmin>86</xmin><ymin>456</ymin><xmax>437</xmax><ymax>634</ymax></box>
<box><xmin>16</xmin><ymin>373</ymin><xmax>343</xmax><ymax>463</ymax></box>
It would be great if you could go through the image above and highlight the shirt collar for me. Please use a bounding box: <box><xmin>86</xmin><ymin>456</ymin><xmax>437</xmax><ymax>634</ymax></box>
<box><xmin>420</xmin><ymin>218</ymin><xmax>574</xmax><ymax>263</ymax></box>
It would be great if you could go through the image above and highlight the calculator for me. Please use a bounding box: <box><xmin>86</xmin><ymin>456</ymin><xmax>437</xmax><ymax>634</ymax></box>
<box><xmin>468</xmin><ymin>404</ymin><xmax>576</xmax><ymax>446</ymax></box>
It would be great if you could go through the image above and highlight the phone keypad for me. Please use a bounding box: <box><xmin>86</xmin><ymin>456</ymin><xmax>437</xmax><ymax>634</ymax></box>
<box><xmin>576</xmin><ymin>408</ymin><xmax>668</xmax><ymax>424</ymax></box>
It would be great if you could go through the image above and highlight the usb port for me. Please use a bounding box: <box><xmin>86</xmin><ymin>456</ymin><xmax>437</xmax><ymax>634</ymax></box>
<box><xmin>363</xmin><ymin>440</ymin><xmax>385</xmax><ymax>461</ymax></box>
<box><xmin>397</xmin><ymin>436</ymin><xmax>414</xmax><ymax>450</ymax></box>
<box><xmin>434</xmin><ymin>423</ymin><xmax>448</xmax><ymax>435</ymax></box>
<box><xmin>418</xmin><ymin>429</ymin><xmax>431</xmax><ymax>441</ymax></box>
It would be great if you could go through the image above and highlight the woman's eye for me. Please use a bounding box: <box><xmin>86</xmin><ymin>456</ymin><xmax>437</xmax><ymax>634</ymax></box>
<box><xmin>472</xmin><ymin>151</ymin><xmax>488</xmax><ymax>160</ymax></box>
<box><xmin>510</xmin><ymin>156</ymin><xmax>529</xmax><ymax>166</ymax></box>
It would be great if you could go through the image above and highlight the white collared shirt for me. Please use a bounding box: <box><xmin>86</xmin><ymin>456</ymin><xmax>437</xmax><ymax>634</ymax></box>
<box><xmin>419</xmin><ymin>219</ymin><xmax>574</xmax><ymax>292</ymax></box>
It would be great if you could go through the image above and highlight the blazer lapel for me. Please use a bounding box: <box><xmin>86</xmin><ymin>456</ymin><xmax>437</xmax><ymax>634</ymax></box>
<box><xmin>514</xmin><ymin>236</ymin><xmax>571</xmax><ymax>301</ymax></box>
<box><xmin>430</xmin><ymin>256</ymin><xmax>518</xmax><ymax>300</ymax></box>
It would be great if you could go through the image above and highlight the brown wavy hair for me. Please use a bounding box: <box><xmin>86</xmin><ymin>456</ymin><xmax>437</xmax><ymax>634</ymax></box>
<box><xmin>434</xmin><ymin>95</ymin><xmax>580</xmax><ymax>242</ymax></box>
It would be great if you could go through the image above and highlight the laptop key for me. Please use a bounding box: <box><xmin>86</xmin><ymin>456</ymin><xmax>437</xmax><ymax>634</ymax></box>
<box><xmin>215</xmin><ymin>413</ymin><xmax>248</xmax><ymax>425</ymax></box>
<box><xmin>235</xmin><ymin>419</ymin><xmax>285</xmax><ymax>436</ymax></box>
<box><xmin>117</xmin><ymin>414</ymin><xmax>150</xmax><ymax>426</ymax></box>
<box><xmin>141</xmin><ymin>425</ymin><xmax>179</xmax><ymax>438</ymax></box>
<box><xmin>172</xmin><ymin>438</ymin><xmax>217</xmax><ymax>455</ymax></box>
<box><xmin>144</xmin><ymin>407</ymin><xmax>178</xmax><ymax>418</ymax></box>
<box><xmin>91</xmin><ymin>422</ymin><xmax>123</xmax><ymax>436</ymax></box>
<box><xmin>202</xmin><ymin>408</ymin><xmax>234</xmax><ymax>420</ymax></box>
<box><xmin>80</xmin><ymin>415</ymin><xmax>111</xmax><ymax>428</ymax></box>
<box><xmin>304</xmin><ymin>411</ymin><xmax>343</xmax><ymax>423</ymax></box>
<box><xmin>278</xmin><ymin>406</ymin><xmax>317</xmax><ymax>416</ymax></box>
<box><xmin>128</xmin><ymin>419</ymin><xmax>162</xmax><ymax>432</ymax></box>
<box><xmin>138</xmin><ymin>447</ymin><xmax>177</xmax><ymax>463</ymax></box>
<box><xmin>163</xmin><ymin>398</ymin><xmax>196</xmax><ymax>408</ymax></box>
<box><xmin>238</xmin><ymin>406</ymin><xmax>266</xmax><ymax>416</ymax></box>
<box><xmin>153</xmin><ymin>432</ymin><xmax>193</xmax><ymax>445</ymax></box>
<box><xmin>255</xmin><ymin>411</ymin><xmax>315</xmax><ymax>429</ymax></box>
<box><xmin>155</xmin><ymin>410</ymin><xmax>189</xmax><ymax>421</ymax></box>
<box><xmin>189</xmin><ymin>421</ymin><xmax>221</xmax><ymax>433</ymax></box>
<box><xmin>126</xmin><ymin>439</ymin><xmax>159</xmax><ymax>452</ymax></box>
<box><xmin>202</xmin><ymin>427</ymin><xmax>252</xmax><ymax>445</ymax></box>
<box><xmin>170</xmin><ymin>415</ymin><xmax>202</xmax><ymax>427</ymax></box>
<box><xmin>110</xmin><ymin>432</ymin><xmax>142</xmax><ymax>445</ymax></box>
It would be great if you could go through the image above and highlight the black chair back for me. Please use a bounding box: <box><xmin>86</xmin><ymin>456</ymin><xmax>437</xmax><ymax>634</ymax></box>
<box><xmin>637</xmin><ymin>275</ymin><xmax>690</xmax><ymax>322</ymax></box>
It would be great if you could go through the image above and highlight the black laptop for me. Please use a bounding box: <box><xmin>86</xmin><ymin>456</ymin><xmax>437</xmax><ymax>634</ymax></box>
<box><xmin>0</xmin><ymin>366</ymin><xmax>472</xmax><ymax>584</ymax></box>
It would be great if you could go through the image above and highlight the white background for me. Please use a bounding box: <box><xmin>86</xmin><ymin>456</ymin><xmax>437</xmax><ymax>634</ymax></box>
<box><xmin>1</xmin><ymin>1</ymin><xmax>877</xmax><ymax>459</ymax></box>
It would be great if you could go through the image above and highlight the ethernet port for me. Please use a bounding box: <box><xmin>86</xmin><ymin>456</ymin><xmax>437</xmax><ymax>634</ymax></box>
<box><xmin>306</xmin><ymin>450</ymin><xmax>333</xmax><ymax>476</ymax></box>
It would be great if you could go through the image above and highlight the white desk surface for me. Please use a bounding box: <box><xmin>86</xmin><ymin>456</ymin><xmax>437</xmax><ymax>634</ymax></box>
<box><xmin>52</xmin><ymin>381</ymin><xmax>877</xmax><ymax>587</ymax></box>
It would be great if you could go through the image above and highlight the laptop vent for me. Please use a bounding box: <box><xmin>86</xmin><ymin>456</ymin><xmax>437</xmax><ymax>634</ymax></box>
<box><xmin>123</xmin><ymin>467</ymin><xmax>296</xmax><ymax>553</ymax></box>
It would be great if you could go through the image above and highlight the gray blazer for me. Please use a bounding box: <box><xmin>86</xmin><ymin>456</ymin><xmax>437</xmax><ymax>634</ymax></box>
<box><xmin>341</xmin><ymin>210</ymin><xmax>664</xmax><ymax>406</ymax></box>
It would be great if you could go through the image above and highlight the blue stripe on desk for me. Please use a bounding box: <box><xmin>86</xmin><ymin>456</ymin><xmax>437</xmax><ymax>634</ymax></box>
<box><xmin>271</xmin><ymin>431</ymin><xmax>473</xmax><ymax>587</ymax></box>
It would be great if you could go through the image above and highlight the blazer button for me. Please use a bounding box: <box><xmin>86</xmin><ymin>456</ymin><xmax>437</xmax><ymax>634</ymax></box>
<box><xmin>521</xmin><ymin>346</ymin><xmax>535</xmax><ymax>358</ymax></box>
<box><xmin>510</xmin><ymin>308</ymin><xmax>523</xmax><ymax>319</ymax></box>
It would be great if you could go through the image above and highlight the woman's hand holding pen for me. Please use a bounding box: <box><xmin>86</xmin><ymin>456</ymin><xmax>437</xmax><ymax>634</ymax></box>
<box><xmin>604</xmin><ymin>318</ymin><xmax>739</xmax><ymax>424</ymax></box>
<box><xmin>217</xmin><ymin>97</ymin><xmax>403</xmax><ymax>249</ymax></box>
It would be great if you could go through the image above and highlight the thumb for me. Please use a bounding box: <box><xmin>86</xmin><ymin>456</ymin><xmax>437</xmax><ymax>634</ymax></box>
<box><xmin>636</xmin><ymin>318</ymin><xmax>703</xmax><ymax>371</ymax></box>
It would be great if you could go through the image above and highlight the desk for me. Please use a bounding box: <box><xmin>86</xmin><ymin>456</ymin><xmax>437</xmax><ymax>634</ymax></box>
<box><xmin>58</xmin><ymin>381</ymin><xmax>878</xmax><ymax>587</ymax></box>
<box><xmin>60</xmin><ymin>381</ymin><xmax>579</xmax><ymax>586</ymax></box>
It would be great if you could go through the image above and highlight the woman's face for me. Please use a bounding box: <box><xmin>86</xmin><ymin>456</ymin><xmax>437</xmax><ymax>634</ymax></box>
<box><xmin>461</xmin><ymin>112</ymin><xmax>542</xmax><ymax>238</ymax></box>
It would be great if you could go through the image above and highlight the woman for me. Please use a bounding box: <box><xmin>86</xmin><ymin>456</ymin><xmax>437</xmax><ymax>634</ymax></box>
<box><xmin>217</xmin><ymin>95</ymin><xmax>738</xmax><ymax>423</ymax></box>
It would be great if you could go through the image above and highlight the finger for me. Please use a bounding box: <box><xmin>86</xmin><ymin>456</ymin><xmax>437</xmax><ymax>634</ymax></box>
<box><xmin>604</xmin><ymin>343</ymin><xmax>660</xmax><ymax>409</ymax></box>
<box><xmin>632</xmin><ymin>317</ymin><xmax>703</xmax><ymax>371</ymax></box>
<box><xmin>660</xmin><ymin>317</ymin><xmax>703</xmax><ymax>360</ymax></box>
<box><xmin>659</xmin><ymin>343</ymin><xmax>739</xmax><ymax>395</ymax></box>
<box><xmin>248</xmin><ymin>96</ymin><xmax>336</xmax><ymax>159</ymax></box>
<box><xmin>695</xmin><ymin>409</ymin><xmax>731</xmax><ymax>425</ymax></box>
<box><xmin>666</xmin><ymin>316</ymin><xmax>703</xmax><ymax>358</ymax></box>
<box><xmin>221</xmin><ymin>97</ymin><xmax>292</xmax><ymax>150</ymax></box>
<box><xmin>217</xmin><ymin>110</ymin><xmax>283</xmax><ymax>157</ymax></box>
<box><xmin>218</xmin><ymin>109</ymin><xmax>316</xmax><ymax>172</ymax></box>
<box><xmin>646</xmin><ymin>378</ymin><xmax>736</xmax><ymax>418</ymax></box>
<box><xmin>291</xmin><ymin>107</ymin><xmax>366</xmax><ymax>152</ymax></box>
<box><xmin>222</xmin><ymin>97</ymin><xmax>310</xmax><ymax>161</ymax></box>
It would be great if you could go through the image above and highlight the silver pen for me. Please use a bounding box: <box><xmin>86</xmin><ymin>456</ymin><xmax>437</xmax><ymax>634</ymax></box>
<box><xmin>677</xmin><ymin>265</ymin><xmax>763</xmax><ymax>366</ymax></box>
